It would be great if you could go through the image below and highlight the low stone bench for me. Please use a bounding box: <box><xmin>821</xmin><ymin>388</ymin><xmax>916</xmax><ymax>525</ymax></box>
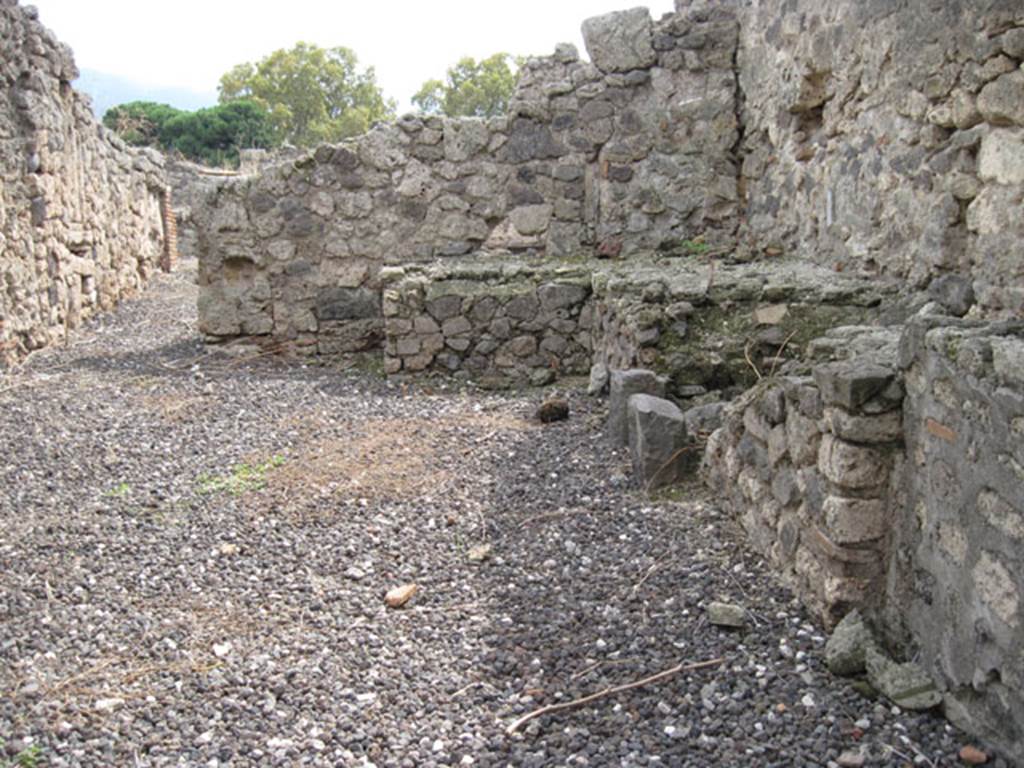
<box><xmin>381</xmin><ymin>254</ymin><xmax>899</xmax><ymax>392</ymax></box>
<box><xmin>590</xmin><ymin>258</ymin><xmax>899</xmax><ymax>403</ymax></box>
<box><xmin>381</xmin><ymin>258</ymin><xmax>593</xmax><ymax>386</ymax></box>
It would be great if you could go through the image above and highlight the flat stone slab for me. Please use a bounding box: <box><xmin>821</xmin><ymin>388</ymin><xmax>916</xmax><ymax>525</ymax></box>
<box><xmin>707</xmin><ymin>601</ymin><xmax>747</xmax><ymax>628</ymax></box>
<box><xmin>813</xmin><ymin>361</ymin><xmax>898</xmax><ymax>411</ymax></box>
<box><xmin>865</xmin><ymin>648</ymin><xmax>942</xmax><ymax>711</ymax></box>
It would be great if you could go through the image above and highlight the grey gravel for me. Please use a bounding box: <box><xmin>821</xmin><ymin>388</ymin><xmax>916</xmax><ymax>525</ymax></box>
<box><xmin>0</xmin><ymin>262</ymin><xmax>971</xmax><ymax>766</ymax></box>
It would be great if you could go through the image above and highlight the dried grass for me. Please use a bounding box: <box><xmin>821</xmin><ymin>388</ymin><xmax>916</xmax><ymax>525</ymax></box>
<box><xmin>267</xmin><ymin>411</ymin><xmax>530</xmax><ymax>507</ymax></box>
<box><xmin>4</xmin><ymin>598</ymin><xmax>258</xmax><ymax>716</ymax></box>
<box><xmin>138</xmin><ymin>391</ymin><xmax>207</xmax><ymax>423</ymax></box>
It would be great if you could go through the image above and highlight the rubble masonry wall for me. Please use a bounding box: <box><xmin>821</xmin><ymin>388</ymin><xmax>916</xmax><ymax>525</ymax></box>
<box><xmin>0</xmin><ymin>0</ymin><xmax>171</xmax><ymax>366</ymax></box>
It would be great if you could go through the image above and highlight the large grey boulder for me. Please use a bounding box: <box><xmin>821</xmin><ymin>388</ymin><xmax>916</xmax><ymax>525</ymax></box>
<box><xmin>608</xmin><ymin>368</ymin><xmax>667</xmax><ymax>444</ymax></box>
<box><xmin>582</xmin><ymin>8</ymin><xmax>656</xmax><ymax>74</ymax></box>
<box><xmin>627</xmin><ymin>394</ymin><xmax>689</xmax><ymax>490</ymax></box>
<box><xmin>977</xmin><ymin>70</ymin><xmax>1024</xmax><ymax>127</ymax></box>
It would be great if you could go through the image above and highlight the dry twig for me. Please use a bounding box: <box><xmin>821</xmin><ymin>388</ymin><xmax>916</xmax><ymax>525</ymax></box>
<box><xmin>767</xmin><ymin>329</ymin><xmax>799</xmax><ymax>379</ymax></box>
<box><xmin>743</xmin><ymin>341</ymin><xmax>763</xmax><ymax>381</ymax></box>
<box><xmin>622</xmin><ymin>552</ymin><xmax>676</xmax><ymax>600</ymax></box>
<box><xmin>505</xmin><ymin>657</ymin><xmax>725</xmax><ymax>734</ymax></box>
<box><xmin>568</xmin><ymin>658</ymin><xmax>637</xmax><ymax>682</ymax></box>
<box><xmin>643</xmin><ymin>444</ymin><xmax>701</xmax><ymax>494</ymax></box>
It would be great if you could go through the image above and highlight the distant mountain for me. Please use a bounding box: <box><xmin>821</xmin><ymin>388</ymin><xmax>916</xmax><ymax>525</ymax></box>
<box><xmin>74</xmin><ymin>68</ymin><xmax>218</xmax><ymax>119</ymax></box>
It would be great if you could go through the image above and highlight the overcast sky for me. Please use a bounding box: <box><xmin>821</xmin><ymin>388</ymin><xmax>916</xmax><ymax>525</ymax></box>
<box><xmin>29</xmin><ymin>1</ymin><xmax>675</xmax><ymax>111</ymax></box>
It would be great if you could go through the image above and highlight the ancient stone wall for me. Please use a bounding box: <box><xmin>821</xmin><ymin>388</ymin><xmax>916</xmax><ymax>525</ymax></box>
<box><xmin>703</xmin><ymin>316</ymin><xmax>1024</xmax><ymax>761</ymax></box>
<box><xmin>194</xmin><ymin>5</ymin><xmax>741</xmax><ymax>353</ymax></box>
<box><xmin>887</xmin><ymin>318</ymin><xmax>1024</xmax><ymax>763</ymax></box>
<box><xmin>166</xmin><ymin>159</ymin><xmax>238</xmax><ymax>262</ymax></box>
<box><xmin>735</xmin><ymin>0</ymin><xmax>1024</xmax><ymax>315</ymax></box>
<box><xmin>704</xmin><ymin>326</ymin><xmax>907</xmax><ymax>626</ymax></box>
<box><xmin>0</xmin><ymin>0</ymin><xmax>170</xmax><ymax>366</ymax></box>
<box><xmin>382</xmin><ymin>260</ymin><xmax>593</xmax><ymax>384</ymax></box>
<box><xmin>590</xmin><ymin>259</ymin><xmax>894</xmax><ymax>400</ymax></box>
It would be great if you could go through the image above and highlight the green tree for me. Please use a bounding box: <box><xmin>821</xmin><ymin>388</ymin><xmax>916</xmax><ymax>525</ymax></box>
<box><xmin>412</xmin><ymin>53</ymin><xmax>519</xmax><ymax>118</ymax></box>
<box><xmin>218</xmin><ymin>42</ymin><xmax>395</xmax><ymax>146</ymax></box>
<box><xmin>160</xmin><ymin>100</ymin><xmax>278</xmax><ymax>166</ymax></box>
<box><xmin>102</xmin><ymin>101</ymin><xmax>184</xmax><ymax>146</ymax></box>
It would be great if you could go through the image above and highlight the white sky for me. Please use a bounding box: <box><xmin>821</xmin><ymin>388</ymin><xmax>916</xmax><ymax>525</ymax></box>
<box><xmin>29</xmin><ymin>1</ymin><xmax>676</xmax><ymax>110</ymax></box>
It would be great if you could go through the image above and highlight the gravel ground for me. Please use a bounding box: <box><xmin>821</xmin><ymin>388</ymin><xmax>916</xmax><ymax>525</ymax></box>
<box><xmin>0</xmin><ymin>262</ymin><xmax>980</xmax><ymax>767</ymax></box>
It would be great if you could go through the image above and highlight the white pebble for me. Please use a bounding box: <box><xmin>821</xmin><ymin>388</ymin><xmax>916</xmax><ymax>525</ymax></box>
<box><xmin>212</xmin><ymin>642</ymin><xmax>232</xmax><ymax>658</ymax></box>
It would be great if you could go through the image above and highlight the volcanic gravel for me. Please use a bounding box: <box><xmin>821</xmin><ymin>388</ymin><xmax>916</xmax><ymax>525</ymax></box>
<box><xmin>0</xmin><ymin>262</ymin><xmax>982</xmax><ymax>767</ymax></box>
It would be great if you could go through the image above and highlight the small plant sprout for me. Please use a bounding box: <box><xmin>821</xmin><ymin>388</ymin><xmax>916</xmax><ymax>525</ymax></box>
<box><xmin>197</xmin><ymin>454</ymin><xmax>287</xmax><ymax>496</ymax></box>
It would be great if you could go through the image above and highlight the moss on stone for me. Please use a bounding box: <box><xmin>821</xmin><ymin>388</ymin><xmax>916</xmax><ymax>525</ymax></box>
<box><xmin>653</xmin><ymin>301</ymin><xmax>877</xmax><ymax>391</ymax></box>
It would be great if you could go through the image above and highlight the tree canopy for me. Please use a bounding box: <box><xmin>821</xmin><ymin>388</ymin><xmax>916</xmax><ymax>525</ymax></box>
<box><xmin>102</xmin><ymin>99</ymin><xmax>278</xmax><ymax>167</ymax></box>
<box><xmin>412</xmin><ymin>53</ymin><xmax>519</xmax><ymax>118</ymax></box>
<box><xmin>160</xmin><ymin>101</ymin><xmax>279</xmax><ymax>166</ymax></box>
<box><xmin>102</xmin><ymin>101</ymin><xmax>184</xmax><ymax>147</ymax></box>
<box><xmin>218</xmin><ymin>42</ymin><xmax>395</xmax><ymax>146</ymax></box>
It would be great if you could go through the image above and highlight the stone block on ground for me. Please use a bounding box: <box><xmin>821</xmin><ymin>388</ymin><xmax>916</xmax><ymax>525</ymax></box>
<box><xmin>588</xmin><ymin>363</ymin><xmax>610</xmax><ymax>396</ymax></box>
<box><xmin>707</xmin><ymin>601</ymin><xmax>746</xmax><ymax>628</ymax></box>
<box><xmin>825</xmin><ymin>609</ymin><xmax>875</xmax><ymax>676</ymax></box>
<box><xmin>608</xmin><ymin>368</ymin><xmax>668</xmax><ymax>445</ymax></box>
<box><xmin>627</xmin><ymin>394</ymin><xmax>690</xmax><ymax>490</ymax></box>
<box><xmin>865</xmin><ymin>647</ymin><xmax>941</xmax><ymax>711</ymax></box>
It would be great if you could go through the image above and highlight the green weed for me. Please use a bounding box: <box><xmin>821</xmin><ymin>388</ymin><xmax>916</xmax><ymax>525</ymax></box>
<box><xmin>197</xmin><ymin>455</ymin><xmax>286</xmax><ymax>496</ymax></box>
<box><xmin>0</xmin><ymin>741</ymin><xmax>44</xmax><ymax>768</ymax></box>
<box><xmin>105</xmin><ymin>482</ymin><xmax>132</xmax><ymax>498</ymax></box>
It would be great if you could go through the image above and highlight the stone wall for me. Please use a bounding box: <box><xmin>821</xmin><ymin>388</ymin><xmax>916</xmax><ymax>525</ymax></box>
<box><xmin>382</xmin><ymin>260</ymin><xmax>593</xmax><ymax>384</ymax></box>
<box><xmin>703</xmin><ymin>317</ymin><xmax>1024</xmax><ymax>761</ymax></box>
<box><xmin>197</xmin><ymin>0</ymin><xmax>1024</xmax><ymax>353</ymax></box>
<box><xmin>166</xmin><ymin>159</ymin><xmax>238</xmax><ymax>261</ymax></box>
<box><xmin>887</xmin><ymin>318</ymin><xmax>1024</xmax><ymax>763</ymax></box>
<box><xmin>194</xmin><ymin>4</ymin><xmax>741</xmax><ymax>351</ymax></box>
<box><xmin>735</xmin><ymin>0</ymin><xmax>1024</xmax><ymax>315</ymax></box>
<box><xmin>0</xmin><ymin>1</ymin><xmax>171</xmax><ymax>366</ymax></box>
<box><xmin>379</xmin><ymin>254</ymin><xmax>893</xmax><ymax>388</ymax></box>
<box><xmin>704</xmin><ymin>326</ymin><xmax>907</xmax><ymax>626</ymax></box>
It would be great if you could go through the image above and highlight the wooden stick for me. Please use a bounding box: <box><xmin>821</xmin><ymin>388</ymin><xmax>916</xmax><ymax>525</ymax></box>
<box><xmin>767</xmin><ymin>329</ymin><xmax>799</xmax><ymax>379</ymax></box>
<box><xmin>568</xmin><ymin>658</ymin><xmax>636</xmax><ymax>682</ymax></box>
<box><xmin>630</xmin><ymin>553</ymin><xmax>673</xmax><ymax>595</ymax></box>
<box><xmin>505</xmin><ymin>657</ymin><xmax>725</xmax><ymax>734</ymax></box>
<box><xmin>743</xmin><ymin>340</ymin><xmax>763</xmax><ymax>381</ymax></box>
<box><xmin>643</xmin><ymin>444</ymin><xmax>701</xmax><ymax>494</ymax></box>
